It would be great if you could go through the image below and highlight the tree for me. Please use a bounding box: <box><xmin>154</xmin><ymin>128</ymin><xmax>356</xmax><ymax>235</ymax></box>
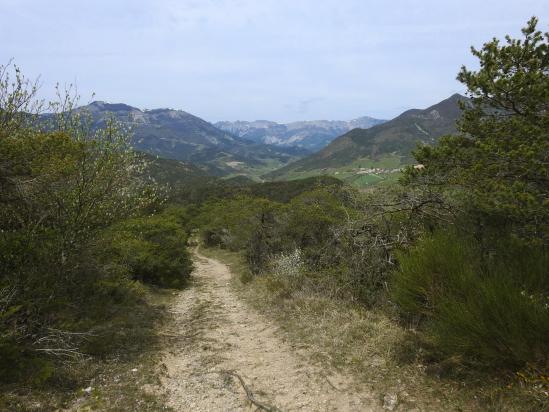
<box><xmin>405</xmin><ymin>17</ymin><xmax>549</xmax><ymax>241</ymax></box>
<box><xmin>394</xmin><ymin>20</ymin><xmax>549</xmax><ymax>371</ymax></box>
<box><xmin>0</xmin><ymin>62</ymin><xmax>161</xmax><ymax>377</ymax></box>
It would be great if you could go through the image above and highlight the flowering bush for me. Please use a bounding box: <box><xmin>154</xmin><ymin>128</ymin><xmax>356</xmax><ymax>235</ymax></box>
<box><xmin>270</xmin><ymin>249</ymin><xmax>304</xmax><ymax>278</ymax></box>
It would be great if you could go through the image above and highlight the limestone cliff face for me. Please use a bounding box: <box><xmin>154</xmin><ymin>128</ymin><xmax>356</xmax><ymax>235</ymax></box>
<box><xmin>215</xmin><ymin>116</ymin><xmax>386</xmax><ymax>152</ymax></box>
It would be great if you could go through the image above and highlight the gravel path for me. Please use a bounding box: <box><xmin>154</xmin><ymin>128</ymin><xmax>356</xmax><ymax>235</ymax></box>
<box><xmin>159</xmin><ymin>249</ymin><xmax>377</xmax><ymax>411</ymax></box>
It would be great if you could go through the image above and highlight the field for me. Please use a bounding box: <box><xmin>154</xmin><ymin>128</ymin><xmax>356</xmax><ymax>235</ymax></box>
<box><xmin>272</xmin><ymin>154</ymin><xmax>404</xmax><ymax>188</ymax></box>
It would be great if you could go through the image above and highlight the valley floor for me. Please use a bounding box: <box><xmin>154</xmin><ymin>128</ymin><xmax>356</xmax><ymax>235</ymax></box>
<box><xmin>159</xmin><ymin>249</ymin><xmax>378</xmax><ymax>411</ymax></box>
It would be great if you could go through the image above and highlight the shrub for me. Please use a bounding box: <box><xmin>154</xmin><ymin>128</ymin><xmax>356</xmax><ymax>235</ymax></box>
<box><xmin>0</xmin><ymin>62</ymin><xmax>166</xmax><ymax>384</ymax></box>
<box><xmin>110</xmin><ymin>210</ymin><xmax>193</xmax><ymax>289</ymax></box>
<box><xmin>197</xmin><ymin>187</ymin><xmax>417</xmax><ymax>306</ymax></box>
<box><xmin>258</xmin><ymin>249</ymin><xmax>306</xmax><ymax>298</ymax></box>
<box><xmin>392</xmin><ymin>230</ymin><xmax>549</xmax><ymax>369</ymax></box>
<box><xmin>270</xmin><ymin>249</ymin><xmax>304</xmax><ymax>278</ymax></box>
<box><xmin>198</xmin><ymin>196</ymin><xmax>282</xmax><ymax>253</ymax></box>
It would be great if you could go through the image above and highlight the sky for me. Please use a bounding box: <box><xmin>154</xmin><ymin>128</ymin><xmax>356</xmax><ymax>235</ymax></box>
<box><xmin>1</xmin><ymin>0</ymin><xmax>548</xmax><ymax>123</ymax></box>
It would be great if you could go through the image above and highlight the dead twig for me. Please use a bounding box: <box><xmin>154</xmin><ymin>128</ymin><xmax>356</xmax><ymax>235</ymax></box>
<box><xmin>220</xmin><ymin>369</ymin><xmax>283</xmax><ymax>412</ymax></box>
<box><xmin>319</xmin><ymin>372</ymin><xmax>341</xmax><ymax>392</ymax></box>
<box><xmin>196</xmin><ymin>369</ymin><xmax>282</xmax><ymax>412</ymax></box>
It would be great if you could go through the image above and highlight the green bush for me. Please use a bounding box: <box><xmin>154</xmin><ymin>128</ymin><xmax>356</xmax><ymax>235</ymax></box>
<box><xmin>110</xmin><ymin>210</ymin><xmax>193</xmax><ymax>289</ymax></box>
<box><xmin>284</xmin><ymin>189</ymin><xmax>350</xmax><ymax>264</ymax></box>
<box><xmin>0</xmin><ymin>63</ymin><xmax>165</xmax><ymax>385</ymax></box>
<box><xmin>196</xmin><ymin>187</ymin><xmax>413</xmax><ymax>305</ymax></box>
<box><xmin>197</xmin><ymin>196</ymin><xmax>283</xmax><ymax>252</ymax></box>
<box><xmin>392</xmin><ymin>230</ymin><xmax>549</xmax><ymax>369</ymax></box>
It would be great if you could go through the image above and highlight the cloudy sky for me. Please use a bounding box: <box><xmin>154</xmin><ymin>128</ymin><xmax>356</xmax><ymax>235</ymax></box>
<box><xmin>1</xmin><ymin>0</ymin><xmax>547</xmax><ymax>122</ymax></box>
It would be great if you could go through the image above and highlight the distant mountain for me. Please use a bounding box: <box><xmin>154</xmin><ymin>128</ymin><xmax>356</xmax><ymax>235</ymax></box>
<box><xmin>215</xmin><ymin>116</ymin><xmax>386</xmax><ymax>152</ymax></box>
<box><xmin>78</xmin><ymin>101</ymin><xmax>308</xmax><ymax>177</ymax></box>
<box><xmin>267</xmin><ymin>94</ymin><xmax>468</xmax><ymax>180</ymax></box>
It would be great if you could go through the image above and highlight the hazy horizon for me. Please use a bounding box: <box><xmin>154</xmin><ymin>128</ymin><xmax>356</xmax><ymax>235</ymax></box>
<box><xmin>2</xmin><ymin>0</ymin><xmax>548</xmax><ymax>123</ymax></box>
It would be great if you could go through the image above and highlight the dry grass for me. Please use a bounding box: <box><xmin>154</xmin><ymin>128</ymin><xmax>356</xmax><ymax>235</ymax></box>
<box><xmin>202</xmin><ymin>246</ymin><xmax>549</xmax><ymax>412</ymax></box>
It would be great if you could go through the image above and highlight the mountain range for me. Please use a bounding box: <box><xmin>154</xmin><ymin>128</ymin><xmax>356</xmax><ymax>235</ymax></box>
<box><xmin>75</xmin><ymin>95</ymin><xmax>467</xmax><ymax>185</ymax></box>
<box><xmin>267</xmin><ymin>93</ymin><xmax>468</xmax><ymax>181</ymax></box>
<box><xmin>215</xmin><ymin>116</ymin><xmax>386</xmax><ymax>152</ymax></box>
<box><xmin>79</xmin><ymin>101</ymin><xmax>308</xmax><ymax>177</ymax></box>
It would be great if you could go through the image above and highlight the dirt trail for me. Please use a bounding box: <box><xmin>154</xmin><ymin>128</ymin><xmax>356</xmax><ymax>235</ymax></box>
<box><xmin>159</xmin><ymin>249</ymin><xmax>379</xmax><ymax>411</ymax></box>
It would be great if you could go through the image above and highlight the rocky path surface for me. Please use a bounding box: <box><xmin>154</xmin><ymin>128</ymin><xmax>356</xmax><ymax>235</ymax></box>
<box><xmin>159</xmin><ymin>249</ymin><xmax>379</xmax><ymax>411</ymax></box>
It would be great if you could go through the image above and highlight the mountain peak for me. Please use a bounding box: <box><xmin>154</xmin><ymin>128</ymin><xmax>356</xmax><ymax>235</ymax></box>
<box><xmin>64</xmin><ymin>101</ymin><xmax>307</xmax><ymax>177</ymax></box>
<box><xmin>439</xmin><ymin>93</ymin><xmax>469</xmax><ymax>106</ymax></box>
<box><xmin>86</xmin><ymin>101</ymin><xmax>140</xmax><ymax>113</ymax></box>
<box><xmin>215</xmin><ymin>116</ymin><xmax>386</xmax><ymax>152</ymax></box>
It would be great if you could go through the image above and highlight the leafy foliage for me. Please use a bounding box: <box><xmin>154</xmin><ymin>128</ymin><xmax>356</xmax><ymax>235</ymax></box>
<box><xmin>196</xmin><ymin>184</ymin><xmax>420</xmax><ymax>305</ymax></box>
<box><xmin>0</xmin><ymin>63</ymin><xmax>179</xmax><ymax>385</ymax></box>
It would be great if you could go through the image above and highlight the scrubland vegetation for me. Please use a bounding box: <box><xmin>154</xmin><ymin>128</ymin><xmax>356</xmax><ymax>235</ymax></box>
<box><xmin>194</xmin><ymin>19</ymin><xmax>548</xmax><ymax>409</ymax></box>
<box><xmin>0</xmin><ymin>17</ymin><xmax>547</xmax><ymax>411</ymax></box>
